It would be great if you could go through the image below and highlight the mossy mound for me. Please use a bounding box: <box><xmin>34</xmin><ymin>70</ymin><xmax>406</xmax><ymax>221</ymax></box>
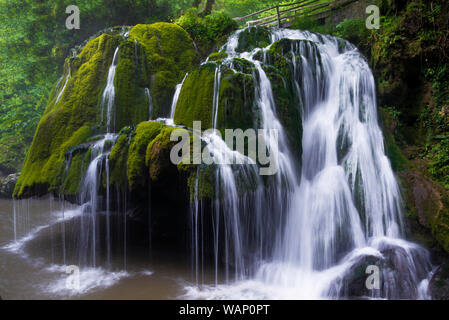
<box><xmin>173</xmin><ymin>62</ymin><xmax>217</xmax><ymax>129</ymax></box>
<box><xmin>127</xmin><ymin>121</ymin><xmax>165</xmax><ymax>190</ymax></box>
<box><xmin>216</xmin><ymin>68</ymin><xmax>256</xmax><ymax>134</ymax></box>
<box><xmin>108</xmin><ymin>129</ymin><xmax>132</xmax><ymax>189</ymax></box>
<box><xmin>14</xmin><ymin>33</ymin><xmax>121</xmax><ymax>198</ymax></box>
<box><xmin>15</xmin><ymin>22</ymin><xmax>201</xmax><ymax>199</ymax></box>
<box><xmin>114</xmin><ymin>39</ymin><xmax>150</xmax><ymax>130</ymax></box>
<box><xmin>109</xmin><ymin>122</ymin><xmax>184</xmax><ymax>194</ymax></box>
<box><xmin>146</xmin><ymin>126</ymin><xmax>179</xmax><ymax>182</ymax></box>
<box><xmin>129</xmin><ymin>23</ymin><xmax>200</xmax><ymax>117</ymax></box>
<box><xmin>235</xmin><ymin>27</ymin><xmax>271</xmax><ymax>53</ymax></box>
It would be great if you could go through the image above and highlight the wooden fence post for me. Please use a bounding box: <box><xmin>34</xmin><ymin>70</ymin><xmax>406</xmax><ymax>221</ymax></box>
<box><xmin>276</xmin><ymin>6</ymin><xmax>281</xmax><ymax>27</ymax></box>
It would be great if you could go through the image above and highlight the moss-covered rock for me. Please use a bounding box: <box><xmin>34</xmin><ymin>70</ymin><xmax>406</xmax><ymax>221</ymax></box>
<box><xmin>380</xmin><ymin>108</ymin><xmax>408</xmax><ymax>172</ymax></box>
<box><xmin>400</xmin><ymin>162</ymin><xmax>449</xmax><ymax>254</ymax></box>
<box><xmin>263</xmin><ymin>39</ymin><xmax>307</xmax><ymax>162</ymax></box>
<box><xmin>15</xmin><ymin>22</ymin><xmax>202</xmax><ymax>199</ymax></box>
<box><xmin>216</xmin><ymin>68</ymin><xmax>256</xmax><ymax>134</ymax></box>
<box><xmin>108</xmin><ymin>127</ymin><xmax>134</xmax><ymax>188</ymax></box>
<box><xmin>129</xmin><ymin>23</ymin><xmax>200</xmax><ymax>117</ymax></box>
<box><xmin>236</xmin><ymin>27</ymin><xmax>271</xmax><ymax>53</ymax></box>
<box><xmin>13</xmin><ymin>32</ymin><xmax>122</xmax><ymax>198</ymax></box>
<box><xmin>127</xmin><ymin>121</ymin><xmax>165</xmax><ymax>190</ymax></box>
<box><xmin>208</xmin><ymin>51</ymin><xmax>228</xmax><ymax>62</ymax></box>
<box><xmin>114</xmin><ymin>39</ymin><xmax>150</xmax><ymax>130</ymax></box>
<box><xmin>174</xmin><ymin>63</ymin><xmax>217</xmax><ymax>129</ymax></box>
<box><xmin>174</xmin><ymin>60</ymin><xmax>256</xmax><ymax>134</ymax></box>
<box><xmin>146</xmin><ymin>126</ymin><xmax>178</xmax><ymax>182</ymax></box>
<box><xmin>62</xmin><ymin>149</ymin><xmax>91</xmax><ymax>196</ymax></box>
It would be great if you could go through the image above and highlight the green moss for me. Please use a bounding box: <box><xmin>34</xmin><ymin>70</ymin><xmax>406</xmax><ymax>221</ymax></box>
<box><xmin>216</xmin><ymin>69</ymin><xmax>256</xmax><ymax>135</ymax></box>
<box><xmin>174</xmin><ymin>60</ymin><xmax>256</xmax><ymax>134</ymax></box>
<box><xmin>186</xmin><ymin>165</ymin><xmax>215</xmax><ymax>201</ymax></box>
<box><xmin>264</xmin><ymin>39</ymin><xmax>305</xmax><ymax>162</ymax></box>
<box><xmin>14</xmin><ymin>33</ymin><xmax>120</xmax><ymax>198</ymax></box>
<box><xmin>114</xmin><ymin>39</ymin><xmax>150</xmax><ymax>129</ymax></box>
<box><xmin>146</xmin><ymin>126</ymin><xmax>177</xmax><ymax>182</ymax></box>
<box><xmin>127</xmin><ymin>121</ymin><xmax>164</xmax><ymax>190</ymax></box>
<box><xmin>109</xmin><ymin>132</ymin><xmax>132</xmax><ymax>188</ymax></box>
<box><xmin>400</xmin><ymin>167</ymin><xmax>449</xmax><ymax>254</ymax></box>
<box><xmin>380</xmin><ymin>108</ymin><xmax>408</xmax><ymax>171</ymax></box>
<box><xmin>231</xmin><ymin>58</ymin><xmax>256</xmax><ymax>74</ymax></box>
<box><xmin>129</xmin><ymin>23</ymin><xmax>200</xmax><ymax>117</ymax></box>
<box><xmin>62</xmin><ymin>150</ymin><xmax>90</xmax><ymax>195</ymax></box>
<box><xmin>208</xmin><ymin>51</ymin><xmax>228</xmax><ymax>62</ymax></box>
<box><xmin>174</xmin><ymin>63</ymin><xmax>217</xmax><ymax>129</ymax></box>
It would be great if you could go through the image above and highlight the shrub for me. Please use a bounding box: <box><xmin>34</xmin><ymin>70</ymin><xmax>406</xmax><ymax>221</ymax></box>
<box><xmin>176</xmin><ymin>8</ymin><xmax>237</xmax><ymax>56</ymax></box>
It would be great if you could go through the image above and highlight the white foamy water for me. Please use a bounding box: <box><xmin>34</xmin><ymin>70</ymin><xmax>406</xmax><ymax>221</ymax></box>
<box><xmin>45</xmin><ymin>266</ymin><xmax>130</xmax><ymax>296</ymax></box>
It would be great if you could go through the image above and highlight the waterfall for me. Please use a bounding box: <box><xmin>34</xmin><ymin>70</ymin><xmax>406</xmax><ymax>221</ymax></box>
<box><xmin>170</xmin><ymin>74</ymin><xmax>188</xmax><ymax>120</ymax></box>
<box><xmin>185</xmin><ymin>28</ymin><xmax>433</xmax><ymax>300</ymax></box>
<box><xmin>13</xmin><ymin>199</ymin><xmax>17</xmax><ymax>242</ymax></box>
<box><xmin>55</xmin><ymin>67</ymin><xmax>71</xmax><ymax>104</ymax></box>
<box><xmin>145</xmin><ymin>88</ymin><xmax>154</xmax><ymax>120</ymax></box>
<box><xmin>101</xmin><ymin>47</ymin><xmax>120</xmax><ymax>133</ymax></box>
<box><xmin>76</xmin><ymin>46</ymin><xmax>121</xmax><ymax>269</ymax></box>
<box><xmin>212</xmin><ymin>65</ymin><xmax>222</xmax><ymax>128</ymax></box>
<box><xmin>4</xmin><ymin>27</ymin><xmax>434</xmax><ymax>299</ymax></box>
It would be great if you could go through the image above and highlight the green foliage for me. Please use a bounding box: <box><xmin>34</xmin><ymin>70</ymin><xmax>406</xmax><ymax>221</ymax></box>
<box><xmin>333</xmin><ymin>18</ymin><xmax>371</xmax><ymax>46</ymax></box>
<box><xmin>381</xmin><ymin>106</ymin><xmax>408</xmax><ymax>172</ymax></box>
<box><xmin>290</xmin><ymin>15</ymin><xmax>330</xmax><ymax>34</ymax></box>
<box><xmin>419</xmin><ymin>63</ymin><xmax>449</xmax><ymax>188</ymax></box>
<box><xmin>176</xmin><ymin>8</ymin><xmax>237</xmax><ymax>56</ymax></box>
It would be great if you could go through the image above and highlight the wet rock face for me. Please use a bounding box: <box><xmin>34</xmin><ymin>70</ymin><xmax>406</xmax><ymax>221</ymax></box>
<box><xmin>430</xmin><ymin>262</ymin><xmax>449</xmax><ymax>300</ymax></box>
<box><xmin>399</xmin><ymin>167</ymin><xmax>449</xmax><ymax>255</ymax></box>
<box><xmin>0</xmin><ymin>173</ymin><xmax>20</xmax><ymax>198</ymax></box>
<box><xmin>327</xmin><ymin>239</ymin><xmax>432</xmax><ymax>299</ymax></box>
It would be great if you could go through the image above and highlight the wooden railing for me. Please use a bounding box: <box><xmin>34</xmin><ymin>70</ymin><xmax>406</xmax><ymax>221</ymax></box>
<box><xmin>233</xmin><ymin>0</ymin><xmax>354</xmax><ymax>28</ymax></box>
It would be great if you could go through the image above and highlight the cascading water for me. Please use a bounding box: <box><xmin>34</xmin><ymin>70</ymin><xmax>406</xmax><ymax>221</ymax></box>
<box><xmin>76</xmin><ymin>45</ymin><xmax>121</xmax><ymax>269</ymax></box>
<box><xmin>170</xmin><ymin>74</ymin><xmax>188</xmax><ymax>119</ymax></box>
<box><xmin>101</xmin><ymin>47</ymin><xmax>119</xmax><ymax>133</ymax></box>
<box><xmin>55</xmin><ymin>66</ymin><xmax>71</xmax><ymax>104</ymax></box>
<box><xmin>185</xmin><ymin>28</ymin><xmax>433</xmax><ymax>300</ymax></box>
<box><xmin>145</xmin><ymin>88</ymin><xmax>154</xmax><ymax>120</ymax></box>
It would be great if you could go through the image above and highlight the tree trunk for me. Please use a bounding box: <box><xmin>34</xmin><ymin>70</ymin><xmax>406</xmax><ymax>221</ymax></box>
<box><xmin>192</xmin><ymin>0</ymin><xmax>202</xmax><ymax>8</ymax></box>
<box><xmin>204</xmin><ymin>0</ymin><xmax>215</xmax><ymax>15</ymax></box>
